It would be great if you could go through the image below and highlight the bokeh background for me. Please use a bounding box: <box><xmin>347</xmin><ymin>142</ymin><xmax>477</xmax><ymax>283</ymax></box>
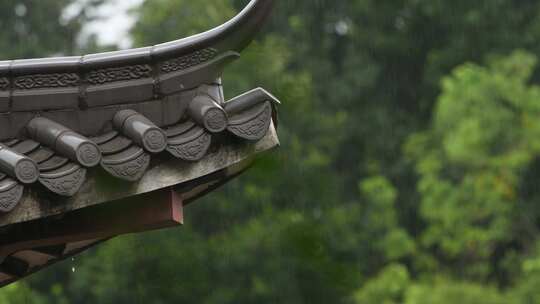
<box><xmin>3</xmin><ymin>0</ymin><xmax>540</xmax><ymax>303</ymax></box>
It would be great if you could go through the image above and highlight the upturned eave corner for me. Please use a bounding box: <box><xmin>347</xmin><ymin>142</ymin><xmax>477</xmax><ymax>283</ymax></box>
<box><xmin>0</xmin><ymin>0</ymin><xmax>281</xmax><ymax>288</ymax></box>
<box><xmin>0</xmin><ymin>0</ymin><xmax>280</xmax><ymax>211</ymax></box>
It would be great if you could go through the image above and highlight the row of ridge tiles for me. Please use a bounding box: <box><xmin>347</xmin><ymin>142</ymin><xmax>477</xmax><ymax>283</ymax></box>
<box><xmin>0</xmin><ymin>46</ymin><xmax>214</xmax><ymax>74</ymax></box>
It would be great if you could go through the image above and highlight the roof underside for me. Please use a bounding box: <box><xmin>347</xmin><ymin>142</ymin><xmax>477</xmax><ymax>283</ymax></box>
<box><xmin>0</xmin><ymin>122</ymin><xmax>279</xmax><ymax>288</ymax></box>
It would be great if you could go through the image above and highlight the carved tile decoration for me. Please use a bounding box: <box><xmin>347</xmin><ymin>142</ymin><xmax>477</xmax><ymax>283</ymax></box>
<box><xmin>161</xmin><ymin>48</ymin><xmax>219</xmax><ymax>73</ymax></box>
<box><xmin>39</xmin><ymin>166</ymin><xmax>86</xmax><ymax>197</ymax></box>
<box><xmin>0</xmin><ymin>77</ymin><xmax>9</xmax><ymax>90</ymax></box>
<box><xmin>108</xmin><ymin>153</ymin><xmax>150</xmax><ymax>179</ymax></box>
<box><xmin>86</xmin><ymin>64</ymin><xmax>153</xmax><ymax>85</ymax></box>
<box><xmin>228</xmin><ymin>103</ymin><xmax>272</xmax><ymax>141</ymax></box>
<box><xmin>0</xmin><ymin>182</ymin><xmax>23</xmax><ymax>213</ymax></box>
<box><xmin>101</xmin><ymin>150</ymin><xmax>151</xmax><ymax>182</ymax></box>
<box><xmin>0</xmin><ymin>85</ymin><xmax>276</xmax><ymax>201</ymax></box>
<box><xmin>14</xmin><ymin>73</ymin><xmax>80</xmax><ymax>90</ymax></box>
<box><xmin>166</xmin><ymin>122</ymin><xmax>212</xmax><ymax>161</ymax></box>
<box><xmin>75</xmin><ymin>142</ymin><xmax>102</xmax><ymax>168</ymax></box>
<box><xmin>167</xmin><ymin>132</ymin><xmax>212</xmax><ymax>161</ymax></box>
<box><xmin>0</xmin><ymin>0</ymin><xmax>280</xmax><ymax>219</ymax></box>
<box><xmin>204</xmin><ymin>108</ymin><xmax>228</xmax><ymax>133</ymax></box>
<box><xmin>15</xmin><ymin>158</ymin><xmax>39</xmax><ymax>184</ymax></box>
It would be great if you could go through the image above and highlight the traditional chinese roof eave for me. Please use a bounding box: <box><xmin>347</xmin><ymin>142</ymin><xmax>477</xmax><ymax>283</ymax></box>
<box><xmin>0</xmin><ymin>0</ymin><xmax>280</xmax><ymax>209</ymax></box>
<box><xmin>0</xmin><ymin>0</ymin><xmax>280</xmax><ymax>286</ymax></box>
<box><xmin>0</xmin><ymin>120</ymin><xmax>279</xmax><ymax>287</ymax></box>
<box><xmin>0</xmin><ymin>121</ymin><xmax>279</xmax><ymax>229</ymax></box>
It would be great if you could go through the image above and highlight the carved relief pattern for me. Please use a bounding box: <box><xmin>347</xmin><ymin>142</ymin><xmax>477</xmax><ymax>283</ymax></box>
<box><xmin>86</xmin><ymin>65</ymin><xmax>152</xmax><ymax>85</ymax></box>
<box><xmin>204</xmin><ymin>108</ymin><xmax>228</xmax><ymax>132</ymax></box>
<box><xmin>143</xmin><ymin>130</ymin><xmax>167</xmax><ymax>152</ymax></box>
<box><xmin>15</xmin><ymin>159</ymin><xmax>39</xmax><ymax>184</ymax></box>
<box><xmin>0</xmin><ymin>184</ymin><xmax>23</xmax><ymax>212</ymax></box>
<box><xmin>40</xmin><ymin>168</ymin><xmax>86</xmax><ymax>196</ymax></box>
<box><xmin>76</xmin><ymin>143</ymin><xmax>101</xmax><ymax>167</ymax></box>
<box><xmin>105</xmin><ymin>153</ymin><xmax>150</xmax><ymax>180</ymax></box>
<box><xmin>161</xmin><ymin>48</ymin><xmax>219</xmax><ymax>73</ymax></box>
<box><xmin>14</xmin><ymin>73</ymin><xmax>79</xmax><ymax>90</ymax></box>
<box><xmin>0</xmin><ymin>77</ymin><xmax>9</xmax><ymax>90</ymax></box>
<box><xmin>228</xmin><ymin>106</ymin><xmax>271</xmax><ymax>140</ymax></box>
<box><xmin>167</xmin><ymin>132</ymin><xmax>211</xmax><ymax>161</ymax></box>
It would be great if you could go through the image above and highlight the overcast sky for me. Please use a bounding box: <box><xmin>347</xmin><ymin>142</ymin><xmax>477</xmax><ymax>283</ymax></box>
<box><xmin>82</xmin><ymin>0</ymin><xmax>143</xmax><ymax>49</ymax></box>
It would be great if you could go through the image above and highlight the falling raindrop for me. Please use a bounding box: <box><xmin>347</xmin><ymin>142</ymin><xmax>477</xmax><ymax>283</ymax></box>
<box><xmin>71</xmin><ymin>257</ymin><xmax>76</xmax><ymax>273</ymax></box>
<box><xmin>14</xmin><ymin>4</ymin><xmax>27</xmax><ymax>17</ymax></box>
<box><xmin>335</xmin><ymin>20</ymin><xmax>350</xmax><ymax>36</ymax></box>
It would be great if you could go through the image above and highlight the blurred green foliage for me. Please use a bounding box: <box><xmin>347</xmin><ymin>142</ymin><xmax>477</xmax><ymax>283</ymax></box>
<box><xmin>4</xmin><ymin>0</ymin><xmax>540</xmax><ymax>303</ymax></box>
<box><xmin>0</xmin><ymin>0</ymin><xmax>103</xmax><ymax>59</ymax></box>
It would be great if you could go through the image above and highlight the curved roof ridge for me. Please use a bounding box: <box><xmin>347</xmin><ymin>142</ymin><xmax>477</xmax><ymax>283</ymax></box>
<box><xmin>1</xmin><ymin>0</ymin><xmax>273</xmax><ymax>72</ymax></box>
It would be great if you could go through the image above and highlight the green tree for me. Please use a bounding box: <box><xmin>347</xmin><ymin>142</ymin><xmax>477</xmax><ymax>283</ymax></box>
<box><xmin>0</xmin><ymin>0</ymin><xmax>103</xmax><ymax>59</ymax></box>
<box><xmin>404</xmin><ymin>279</ymin><xmax>508</xmax><ymax>304</ymax></box>
<box><xmin>406</xmin><ymin>51</ymin><xmax>540</xmax><ymax>281</ymax></box>
<box><xmin>0</xmin><ymin>283</ymin><xmax>46</xmax><ymax>304</ymax></box>
<box><xmin>354</xmin><ymin>264</ymin><xmax>410</xmax><ymax>304</ymax></box>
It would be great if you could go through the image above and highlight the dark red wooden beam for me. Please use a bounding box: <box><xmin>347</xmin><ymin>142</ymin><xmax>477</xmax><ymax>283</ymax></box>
<box><xmin>0</xmin><ymin>188</ymin><xmax>183</xmax><ymax>260</ymax></box>
<box><xmin>31</xmin><ymin>244</ymin><xmax>67</xmax><ymax>258</ymax></box>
